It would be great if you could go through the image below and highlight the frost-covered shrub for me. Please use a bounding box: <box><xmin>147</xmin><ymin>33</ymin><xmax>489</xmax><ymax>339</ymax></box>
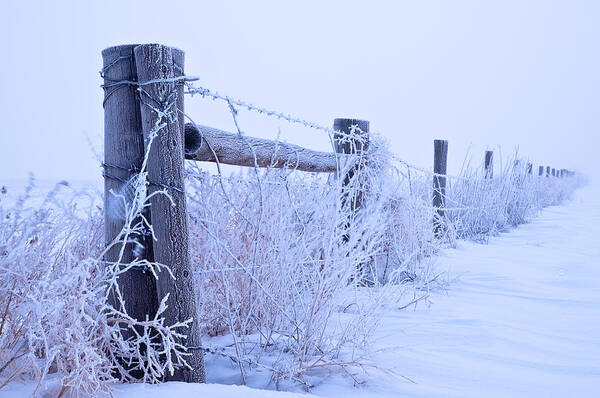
<box><xmin>185</xmin><ymin>142</ymin><xmax>583</xmax><ymax>386</ymax></box>
<box><xmin>0</xmin><ymin>177</ymin><xmax>198</xmax><ymax>396</ymax></box>
<box><xmin>0</xmin><ymin>136</ymin><xmax>583</xmax><ymax>394</ymax></box>
<box><xmin>186</xmin><ymin>135</ymin><xmax>395</xmax><ymax>385</ymax></box>
<box><xmin>441</xmin><ymin>159</ymin><xmax>583</xmax><ymax>241</ymax></box>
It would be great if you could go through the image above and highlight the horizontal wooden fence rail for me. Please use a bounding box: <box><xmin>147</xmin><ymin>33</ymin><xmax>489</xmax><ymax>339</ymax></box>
<box><xmin>184</xmin><ymin>123</ymin><xmax>350</xmax><ymax>173</ymax></box>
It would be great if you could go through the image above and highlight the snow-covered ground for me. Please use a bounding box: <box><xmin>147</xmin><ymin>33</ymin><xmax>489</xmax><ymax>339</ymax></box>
<box><xmin>336</xmin><ymin>182</ymin><xmax>600</xmax><ymax>397</ymax></box>
<box><xmin>2</xmin><ymin>182</ymin><xmax>598</xmax><ymax>397</ymax></box>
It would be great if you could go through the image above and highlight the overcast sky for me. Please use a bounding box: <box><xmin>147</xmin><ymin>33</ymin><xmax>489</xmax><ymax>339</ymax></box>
<box><xmin>1</xmin><ymin>1</ymin><xmax>598</xmax><ymax>185</ymax></box>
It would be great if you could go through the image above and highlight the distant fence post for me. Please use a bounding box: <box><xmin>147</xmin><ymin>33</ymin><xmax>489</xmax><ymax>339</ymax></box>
<box><xmin>433</xmin><ymin>139</ymin><xmax>448</xmax><ymax>236</ymax></box>
<box><xmin>134</xmin><ymin>44</ymin><xmax>205</xmax><ymax>383</ymax></box>
<box><xmin>546</xmin><ymin>166</ymin><xmax>551</xmax><ymax>177</ymax></box>
<box><xmin>538</xmin><ymin>165</ymin><xmax>544</xmax><ymax>176</ymax></box>
<box><xmin>101</xmin><ymin>44</ymin><xmax>159</xmax><ymax>378</ymax></box>
<box><xmin>484</xmin><ymin>150</ymin><xmax>493</xmax><ymax>178</ymax></box>
<box><xmin>527</xmin><ymin>162</ymin><xmax>533</xmax><ymax>174</ymax></box>
<box><xmin>552</xmin><ymin>168</ymin><xmax>556</xmax><ymax>177</ymax></box>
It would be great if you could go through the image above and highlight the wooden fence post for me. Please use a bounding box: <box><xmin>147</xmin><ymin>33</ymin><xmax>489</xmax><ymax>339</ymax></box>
<box><xmin>102</xmin><ymin>44</ymin><xmax>159</xmax><ymax>378</ymax></box>
<box><xmin>527</xmin><ymin>162</ymin><xmax>533</xmax><ymax>174</ymax></box>
<box><xmin>546</xmin><ymin>166</ymin><xmax>551</xmax><ymax>177</ymax></box>
<box><xmin>134</xmin><ymin>44</ymin><xmax>205</xmax><ymax>383</ymax></box>
<box><xmin>333</xmin><ymin>118</ymin><xmax>370</xmax><ymax>283</ymax></box>
<box><xmin>484</xmin><ymin>150</ymin><xmax>493</xmax><ymax>178</ymax></box>
<box><xmin>433</xmin><ymin>139</ymin><xmax>448</xmax><ymax>236</ymax></box>
<box><xmin>333</xmin><ymin>118</ymin><xmax>370</xmax><ymax>213</ymax></box>
<box><xmin>552</xmin><ymin>168</ymin><xmax>556</xmax><ymax>177</ymax></box>
<box><xmin>539</xmin><ymin>165</ymin><xmax>544</xmax><ymax>176</ymax></box>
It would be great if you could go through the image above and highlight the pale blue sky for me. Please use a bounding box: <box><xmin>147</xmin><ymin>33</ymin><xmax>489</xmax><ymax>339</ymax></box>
<box><xmin>1</xmin><ymin>1</ymin><xmax>598</xmax><ymax>183</ymax></box>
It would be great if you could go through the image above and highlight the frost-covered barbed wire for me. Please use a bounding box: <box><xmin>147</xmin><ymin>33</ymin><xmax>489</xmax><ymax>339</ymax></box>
<box><xmin>184</xmin><ymin>82</ymin><xmax>335</xmax><ymax>134</ymax></box>
<box><xmin>184</xmin><ymin>81</ymin><xmax>478</xmax><ymax>181</ymax></box>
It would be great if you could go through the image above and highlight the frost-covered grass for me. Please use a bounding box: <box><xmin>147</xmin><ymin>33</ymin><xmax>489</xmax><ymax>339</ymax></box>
<box><xmin>0</xmin><ymin>177</ymin><xmax>203</xmax><ymax>397</ymax></box>
<box><xmin>0</xmin><ymin>136</ymin><xmax>584</xmax><ymax>395</ymax></box>
<box><xmin>184</xmin><ymin>142</ymin><xmax>583</xmax><ymax>389</ymax></box>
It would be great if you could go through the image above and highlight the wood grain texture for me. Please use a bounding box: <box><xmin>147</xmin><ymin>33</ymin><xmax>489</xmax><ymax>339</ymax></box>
<box><xmin>102</xmin><ymin>45</ymin><xmax>159</xmax><ymax>368</ymax></box>
<box><xmin>134</xmin><ymin>44</ymin><xmax>205</xmax><ymax>383</ymax></box>
<box><xmin>184</xmin><ymin>123</ymin><xmax>345</xmax><ymax>173</ymax></box>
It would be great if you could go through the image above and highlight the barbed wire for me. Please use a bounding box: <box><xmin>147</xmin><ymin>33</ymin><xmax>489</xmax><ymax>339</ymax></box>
<box><xmin>184</xmin><ymin>82</ymin><xmax>336</xmax><ymax>134</ymax></box>
<box><xmin>183</xmin><ymin>81</ymin><xmax>494</xmax><ymax>182</ymax></box>
<box><xmin>104</xmin><ymin>63</ymin><xmax>549</xmax><ymax>190</ymax></box>
<box><xmin>183</xmin><ymin>78</ymin><xmax>547</xmax><ymax>185</ymax></box>
<box><xmin>102</xmin><ymin>162</ymin><xmax>184</xmax><ymax>194</ymax></box>
<box><xmin>105</xmin><ymin>57</ymin><xmax>571</xmax><ymax>186</ymax></box>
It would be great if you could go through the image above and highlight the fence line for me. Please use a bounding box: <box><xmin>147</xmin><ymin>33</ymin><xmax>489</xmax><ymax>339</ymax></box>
<box><xmin>101</xmin><ymin>43</ymin><xmax>578</xmax><ymax>384</ymax></box>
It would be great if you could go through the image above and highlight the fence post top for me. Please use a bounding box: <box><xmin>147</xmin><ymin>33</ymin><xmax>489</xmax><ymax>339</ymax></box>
<box><xmin>101</xmin><ymin>44</ymin><xmax>140</xmax><ymax>58</ymax></box>
<box><xmin>133</xmin><ymin>43</ymin><xmax>184</xmax><ymax>52</ymax></box>
<box><xmin>333</xmin><ymin>118</ymin><xmax>370</xmax><ymax>133</ymax></box>
<box><xmin>102</xmin><ymin>43</ymin><xmax>184</xmax><ymax>57</ymax></box>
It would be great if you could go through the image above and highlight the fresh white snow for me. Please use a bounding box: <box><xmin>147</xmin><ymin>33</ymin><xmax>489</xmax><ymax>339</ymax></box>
<box><xmin>2</xmin><ymin>182</ymin><xmax>598</xmax><ymax>397</ymax></box>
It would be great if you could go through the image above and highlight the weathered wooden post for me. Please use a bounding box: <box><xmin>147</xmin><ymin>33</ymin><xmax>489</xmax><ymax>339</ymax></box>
<box><xmin>552</xmin><ymin>168</ymin><xmax>556</xmax><ymax>177</ymax></box>
<box><xmin>134</xmin><ymin>44</ymin><xmax>205</xmax><ymax>383</ymax></box>
<box><xmin>527</xmin><ymin>162</ymin><xmax>533</xmax><ymax>174</ymax></box>
<box><xmin>546</xmin><ymin>166</ymin><xmax>551</xmax><ymax>177</ymax></box>
<box><xmin>333</xmin><ymin>118</ymin><xmax>370</xmax><ymax>283</ymax></box>
<box><xmin>433</xmin><ymin>140</ymin><xmax>448</xmax><ymax>236</ymax></box>
<box><xmin>101</xmin><ymin>44</ymin><xmax>159</xmax><ymax>375</ymax></box>
<box><xmin>333</xmin><ymin>118</ymin><xmax>370</xmax><ymax>212</ymax></box>
<box><xmin>484</xmin><ymin>150</ymin><xmax>493</xmax><ymax>178</ymax></box>
<box><xmin>539</xmin><ymin>166</ymin><xmax>544</xmax><ymax>176</ymax></box>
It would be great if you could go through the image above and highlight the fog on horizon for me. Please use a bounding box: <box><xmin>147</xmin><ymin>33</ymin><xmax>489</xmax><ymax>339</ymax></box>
<box><xmin>1</xmin><ymin>1</ymin><xmax>598</xmax><ymax>185</ymax></box>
